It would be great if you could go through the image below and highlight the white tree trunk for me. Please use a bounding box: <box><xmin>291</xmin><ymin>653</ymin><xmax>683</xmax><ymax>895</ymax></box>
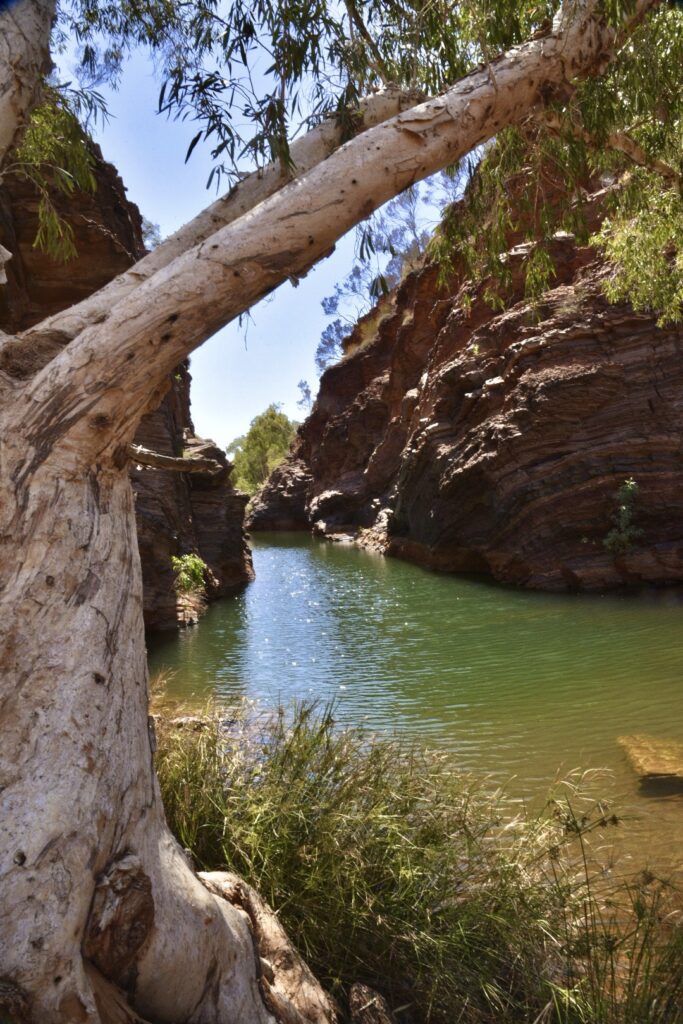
<box><xmin>0</xmin><ymin>423</ymin><xmax>335</xmax><ymax>1024</ymax></box>
<box><xmin>5</xmin><ymin>86</ymin><xmax>422</xmax><ymax>366</ymax></box>
<box><xmin>0</xmin><ymin>1</ymin><xmax>658</xmax><ymax>1021</ymax></box>
<box><xmin>0</xmin><ymin>440</ymin><xmax>263</xmax><ymax>1022</ymax></box>
<box><xmin>0</xmin><ymin>0</ymin><xmax>55</xmax><ymax>163</ymax></box>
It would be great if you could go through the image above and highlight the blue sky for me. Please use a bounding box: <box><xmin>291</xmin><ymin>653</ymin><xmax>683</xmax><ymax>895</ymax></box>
<box><xmin>69</xmin><ymin>49</ymin><xmax>359</xmax><ymax>446</ymax></box>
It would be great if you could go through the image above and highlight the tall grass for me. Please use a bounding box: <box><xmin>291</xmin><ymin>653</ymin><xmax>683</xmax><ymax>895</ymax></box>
<box><xmin>154</xmin><ymin>700</ymin><xmax>683</xmax><ymax>1024</ymax></box>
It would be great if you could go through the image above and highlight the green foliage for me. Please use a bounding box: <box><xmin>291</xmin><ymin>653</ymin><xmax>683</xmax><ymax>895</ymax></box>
<box><xmin>227</xmin><ymin>403</ymin><xmax>297</xmax><ymax>494</ymax></box>
<box><xmin>430</xmin><ymin>6</ymin><xmax>683</xmax><ymax>319</ymax></box>
<box><xmin>604</xmin><ymin>477</ymin><xmax>643</xmax><ymax>555</ymax></box>
<box><xmin>595</xmin><ymin>174</ymin><xmax>683</xmax><ymax>325</ymax></box>
<box><xmin>171</xmin><ymin>553</ymin><xmax>207</xmax><ymax>593</ymax></box>
<box><xmin>40</xmin><ymin>1</ymin><xmax>683</xmax><ymax>322</ymax></box>
<box><xmin>34</xmin><ymin>0</ymin><xmax>527</xmax><ymax>261</ymax></box>
<box><xmin>156</xmin><ymin>700</ymin><xmax>683</xmax><ymax>1024</ymax></box>
<box><xmin>11</xmin><ymin>91</ymin><xmax>99</xmax><ymax>261</ymax></box>
<box><xmin>57</xmin><ymin>0</ymin><xmax>564</xmax><ymax>191</ymax></box>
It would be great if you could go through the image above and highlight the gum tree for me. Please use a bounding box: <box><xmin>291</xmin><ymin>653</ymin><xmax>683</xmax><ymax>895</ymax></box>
<box><xmin>0</xmin><ymin>0</ymin><xmax>678</xmax><ymax>1021</ymax></box>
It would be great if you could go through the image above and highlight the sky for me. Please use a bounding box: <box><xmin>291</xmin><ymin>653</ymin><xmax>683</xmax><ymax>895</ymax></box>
<box><xmin>62</xmin><ymin>48</ymin><xmax>360</xmax><ymax>447</ymax></box>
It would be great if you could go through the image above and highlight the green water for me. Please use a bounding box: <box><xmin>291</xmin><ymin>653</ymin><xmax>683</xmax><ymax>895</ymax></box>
<box><xmin>148</xmin><ymin>532</ymin><xmax>683</xmax><ymax>868</ymax></box>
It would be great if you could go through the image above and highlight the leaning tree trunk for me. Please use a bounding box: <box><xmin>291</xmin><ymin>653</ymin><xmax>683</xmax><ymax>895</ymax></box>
<box><xmin>0</xmin><ymin>0</ymin><xmax>658</xmax><ymax>1020</ymax></box>
<box><xmin>0</xmin><ymin>441</ymin><xmax>259</xmax><ymax>1022</ymax></box>
<box><xmin>0</xmin><ymin>421</ymin><xmax>337</xmax><ymax>1024</ymax></box>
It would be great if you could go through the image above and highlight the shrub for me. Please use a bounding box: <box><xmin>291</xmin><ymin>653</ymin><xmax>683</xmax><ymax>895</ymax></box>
<box><xmin>604</xmin><ymin>477</ymin><xmax>644</xmax><ymax>555</ymax></box>
<box><xmin>171</xmin><ymin>553</ymin><xmax>207</xmax><ymax>593</ymax></box>
<box><xmin>155</xmin><ymin>701</ymin><xmax>683</xmax><ymax>1024</ymax></box>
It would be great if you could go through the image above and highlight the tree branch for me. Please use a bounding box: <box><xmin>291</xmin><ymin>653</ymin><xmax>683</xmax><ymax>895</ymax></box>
<box><xmin>344</xmin><ymin>0</ymin><xmax>392</xmax><ymax>85</ymax></box>
<box><xmin>536</xmin><ymin>108</ymin><xmax>681</xmax><ymax>188</ymax></box>
<box><xmin>9</xmin><ymin>86</ymin><xmax>422</xmax><ymax>373</ymax></box>
<box><xmin>16</xmin><ymin>0</ymin><xmax>660</xmax><ymax>466</ymax></box>
<box><xmin>127</xmin><ymin>443</ymin><xmax>223</xmax><ymax>475</ymax></box>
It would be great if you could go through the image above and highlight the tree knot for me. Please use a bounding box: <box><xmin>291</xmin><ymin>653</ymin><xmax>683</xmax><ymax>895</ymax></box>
<box><xmin>83</xmin><ymin>853</ymin><xmax>154</xmax><ymax>994</ymax></box>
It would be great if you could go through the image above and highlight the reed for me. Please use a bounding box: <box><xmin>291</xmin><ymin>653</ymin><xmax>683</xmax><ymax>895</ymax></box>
<box><xmin>154</xmin><ymin>697</ymin><xmax>683</xmax><ymax>1024</ymax></box>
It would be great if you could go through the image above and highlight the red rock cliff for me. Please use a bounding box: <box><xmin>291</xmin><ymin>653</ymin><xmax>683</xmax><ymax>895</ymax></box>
<box><xmin>249</xmin><ymin>195</ymin><xmax>683</xmax><ymax>591</ymax></box>
<box><xmin>0</xmin><ymin>151</ymin><xmax>253</xmax><ymax>626</ymax></box>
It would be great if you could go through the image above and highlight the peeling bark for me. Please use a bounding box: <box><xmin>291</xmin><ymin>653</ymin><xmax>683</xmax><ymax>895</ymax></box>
<box><xmin>83</xmin><ymin>854</ymin><xmax>155</xmax><ymax>993</ymax></box>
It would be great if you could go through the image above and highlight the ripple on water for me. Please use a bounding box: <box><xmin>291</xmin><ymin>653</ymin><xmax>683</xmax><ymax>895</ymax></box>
<box><xmin>147</xmin><ymin>532</ymin><xmax>683</xmax><ymax>871</ymax></box>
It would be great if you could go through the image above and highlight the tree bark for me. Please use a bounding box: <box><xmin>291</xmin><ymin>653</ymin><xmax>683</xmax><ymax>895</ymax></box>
<box><xmin>0</xmin><ymin>0</ymin><xmax>55</xmax><ymax>164</ymax></box>
<box><xmin>0</xmin><ymin>440</ymin><xmax>282</xmax><ymax>1023</ymax></box>
<box><xmin>4</xmin><ymin>86</ymin><xmax>422</xmax><ymax>374</ymax></box>
<box><xmin>0</xmin><ymin>1</ymin><xmax>659</xmax><ymax>1021</ymax></box>
<box><xmin>127</xmin><ymin>443</ymin><xmax>223</xmax><ymax>475</ymax></box>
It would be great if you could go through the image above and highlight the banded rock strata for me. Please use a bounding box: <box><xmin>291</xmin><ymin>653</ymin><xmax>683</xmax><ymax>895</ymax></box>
<box><xmin>250</xmin><ymin>207</ymin><xmax>683</xmax><ymax>590</ymax></box>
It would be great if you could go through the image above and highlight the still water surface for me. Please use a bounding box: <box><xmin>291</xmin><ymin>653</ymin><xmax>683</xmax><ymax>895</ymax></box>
<box><xmin>148</xmin><ymin>533</ymin><xmax>683</xmax><ymax>869</ymax></box>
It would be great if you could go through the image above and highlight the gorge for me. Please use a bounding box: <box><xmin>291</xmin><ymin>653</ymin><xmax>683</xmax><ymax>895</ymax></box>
<box><xmin>249</xmin><ymin>187</ymin><xmax>683</xmax><ymax>592</ymax></box>
<box><xmin>7</xmin><ymin>131</ymin><xmax>683</xmax><ymax>624</ymax></box>
<box><xmin>3</xmin><ymin>2</ymin><xmax>682</xmax><ymax>1020</ymax></box>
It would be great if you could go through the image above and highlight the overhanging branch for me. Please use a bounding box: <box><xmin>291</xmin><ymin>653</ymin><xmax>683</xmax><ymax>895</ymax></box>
<box><xmin>18</xmin><ymin>0</ymin><xmax>661</xmax><ymax>465</ymax></box>
<box><xmin>536</xmin><ymin>109</ymin><xmax>681</xmax><ymax>189</ymax></box>
<box><xmin>12</xmin><ymin>86</ymin><xmax>423</xmax><ymax>369</ymax></box>
<box><xmin>127</xmin><ymin>443</ymin><xmax>223</xmax><ymax>476</ymax></box>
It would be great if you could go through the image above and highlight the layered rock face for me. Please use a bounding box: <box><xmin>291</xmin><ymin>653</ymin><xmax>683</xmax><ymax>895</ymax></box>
<box><xmin>250</xmin><ymin>211</ymin><xmax>683</xmax><ymax>590</ymax></box>
<box><xmin>130</xmin><ymin>363</ymin><xmax>253</xmax><ymax>629</ymax></box>
<box><xmin>0</xmin><ymin>152</ymin><xmax>252</xmax><ymax>626</ymax></box>
<box><xmin>0</xmin><ymin>150</ymin><xmax>144</xmax><ymax>329</ymax></box>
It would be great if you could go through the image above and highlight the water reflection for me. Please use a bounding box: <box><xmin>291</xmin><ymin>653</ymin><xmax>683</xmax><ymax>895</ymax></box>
<box><xmin>148</xmin><ymin>533</ymin><xmax>683</xmax><ymax>869</ymax></box>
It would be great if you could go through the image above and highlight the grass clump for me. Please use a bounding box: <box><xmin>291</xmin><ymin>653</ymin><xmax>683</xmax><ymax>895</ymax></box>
<box><xmin>155</xmin><ymin>701</ymin><xmax>683</xmax><ymax>1024</ymax></box>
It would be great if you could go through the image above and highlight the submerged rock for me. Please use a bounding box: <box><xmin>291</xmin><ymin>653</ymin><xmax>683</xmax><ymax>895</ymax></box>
<box><xmin>618</xmin><ymin>734</ymin><xmax>683</xmax><ymax>782</ymax></box>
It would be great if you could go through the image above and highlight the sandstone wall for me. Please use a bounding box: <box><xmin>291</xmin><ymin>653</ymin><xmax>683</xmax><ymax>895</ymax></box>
<box><xmin>0</xmin><ymin>151</ymin><xmax>252</xmax><ymax>627</ymax></box>
<box><xmin>249</xmin><ymin>198</ymin><xmax>683</xmax><ymax>591</ymax></box>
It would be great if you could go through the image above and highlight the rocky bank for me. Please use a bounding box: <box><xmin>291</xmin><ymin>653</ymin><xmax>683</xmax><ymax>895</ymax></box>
<box><xmin>249</xmin><ymin>193</ymin><xmax>683</xmax><ymax>591</ymax></box>
<box><xmin>0</xmin><ymin>151</ymin><xmax>252</xmax><ymax>627</ymax></box>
